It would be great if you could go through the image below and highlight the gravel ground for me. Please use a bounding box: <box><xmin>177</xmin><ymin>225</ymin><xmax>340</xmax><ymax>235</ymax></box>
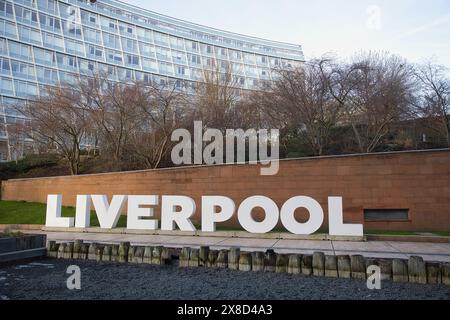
<box><xmin>0</xmin><ymin>258</ymin><xmax>449</xmax><ymax>300</ymax></box>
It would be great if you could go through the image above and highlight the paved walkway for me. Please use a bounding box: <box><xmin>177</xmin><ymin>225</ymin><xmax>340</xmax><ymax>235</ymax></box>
<box><xmin>29</xmin><ymin>230</ymin><xmax>450</xmax><ymax>263</ymax></box>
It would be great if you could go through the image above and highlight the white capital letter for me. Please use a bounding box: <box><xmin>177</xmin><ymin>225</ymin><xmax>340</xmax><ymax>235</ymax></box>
<box><xmin>127</xmin><ymin>195</ymin><xmax>159</xmax><ymax>230</ymax></box>
<box><xmin>45</xmin><ymin>195</ymin><xmax>74</xmax><ymax>228</ymax></box>
<box><xmin>238</xmin><ymin>196</ymin><xmax>279</xmax><ymax>234</ymax></box>
<box><xmin>91</xmin><ymin>195</ymin><xmax>127</xmax><ymax>229</ymax></box>
<box><xmin>202</xmin><ymin>196</ymin><xmax>235</xmax><ymax>232</ymax></box>
<box><xmin>75</xmin><ymin>195</ymin><xmax>91</xmax><ymax>228</ymax></box>
<box><xmin>161</xmin><ymin>196</ymin><xmax>197</xmax><ymax>232</ymax></box>
<box><xmin>280</xmin><ymin>196</ymin><xmax>324</xmax><ymax>235</ymax></box>
<box><xmin>328</xmin><ymin>197</ymin><xmax>363</xmax><ymax>236</ymax></box>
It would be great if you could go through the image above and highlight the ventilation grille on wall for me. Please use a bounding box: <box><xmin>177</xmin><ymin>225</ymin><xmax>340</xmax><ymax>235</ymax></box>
<box><xmin>364</xmin><ymin>209</ymin><xmax>409</xmax><ymax>221</ymax></box>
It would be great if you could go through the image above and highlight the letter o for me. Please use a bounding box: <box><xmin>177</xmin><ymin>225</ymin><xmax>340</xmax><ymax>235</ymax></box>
<box><xmin>238</xmin><ymin>196</ymin><xmax>279</xmax><ymax>234</ymax></box>
<box><xmin>280</xmin><ymin>196</ymin><xmax>324</xmax><ymax>235</ymax></box>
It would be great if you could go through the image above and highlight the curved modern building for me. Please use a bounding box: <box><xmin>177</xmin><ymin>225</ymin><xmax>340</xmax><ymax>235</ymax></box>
<box><xmin>0</xmin><ymin>0</ymin><xmax>305</xmax><ymax>161</ymax></box>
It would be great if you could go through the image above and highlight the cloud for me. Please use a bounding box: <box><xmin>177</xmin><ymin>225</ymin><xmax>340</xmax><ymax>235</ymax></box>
<box><xmin>394</xmin><ymin>12</ymin><xmax>450</xmax><ymax>40</ymax></box>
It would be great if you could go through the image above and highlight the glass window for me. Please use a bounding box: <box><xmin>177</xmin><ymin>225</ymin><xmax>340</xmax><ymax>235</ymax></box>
<box><xmin>8</xmin><ymin>41</ymin><xmax>32</xmax><ymax>62</ymax></box>
<box><xmin>0</xmin><ymin>56</ymin><xmax>10</xmax><ymax>75</ymax></box>
<box><xmin>83</xmin><ymin>26</ymin><xmax>101</xmax><ymax>43</ymax></box>
<box><xmin>39</xmin><ymin>13</ymin><xmax>61</xmax><ymax>33</ymax></box>
<box><xmin>65</xmin><ymin>38</ymin><xmax>84</xmax><ymax>56</ymax></box>
<box><xmin>56</xmin><ymin>53</ymin><xmax>78</xmax><ymax>71</ymax></box>
<box><xmin>63</xmin><ymin>19</ymin><xmax>82</xmax><ymax>39</ymax></box>
<box><xmin>0</xmin><ymin>1</ymin><xmax>14</xmax><ymax>19</ymax></box>
<box><xmin>0</xmin><ymin>76</ymin><xmax>13</xmax><ymax>94</ymax></box>
<box><xmin>103</xmin><ymin>32</ymin><xmax>121</xmax><ymax>50</ymax></box>
<box><xmin>42</xmin><ymin>32</ymin><xmax>63</xmax><ymax>50</ymax></box>
<box><xmin>86</xmin><ymin>44</ymin><xmax>103</xmax><ymax>60</ymax></box>
<box><xmin>15</xmin><ymin>80</ymin><xmax>37</xmax><ymax>97</ymax></box>
<box><xmin>137</xmin><ymin>27</ymin><xmax>152</xmax><ymax>42</ymax></box>
<box><xmin>155</xmin><ymin>46</ymin><xmax>171</xmax><ymax>61</ymax></box>
<box><xmin>11</xmin><ymin>60</ymin><xmax>35</xmax><ymax>80</ymax></box>
<box><xmin>139</xmin><ymin>42</ymin><xmax>155</xmax><ymax>57</ymax></box>
<box><xmin>106</xmin><ymin>50</ymin><xmax>123</xmax><ymax>64</ymax></box>
<box><xmin>0</xmin><ymin>38</ymin><xmax>6</xmax><ymax>54</ymax></box>
<box><xmin>121</xmin><ymin>38</ymin><xmax>138</xmax><ymax>53</ymax></box>
<box><xmin>0</xmin><ymin>19</ymin><xmax>17</xmax><ymax>38</ymax></box>
<box><xmin>119</xmin><ymin>22</ymin><xmax>134</xmax><ymax>37</ymax></box>
<box><xmin>34</xmin><ymin>47</ymin><xmax>57</xmax><ymax>67</ymax></box>
<box><xmin>36</xmin><ymin>66</ymin><xmax>58</xmax><ymax>84</ymax></box>
<box><xmin>14</xmin><ymin>4</ymin><xmax>39</xmax><ymax>26</ymax></box>
<box><xmin>141</xmin><ymin>58</ymin><xmax>157</xmax><ymax>72</ymax></box>
<box><xmin>154</xmin><ymin>32</ymin><xmax>168</xmax><ymax>46</ymax></box>
<box><xmin>125</xmin><ymin>54</ymin><xmax>139</xmax><ymax>67</ymax></box>
<box><xmin>18</xmin><ymin>25</ymin><xmax>41</xmax><ymax>45</ymax></box>
<box><xmin>170</xmin><ymin>36</ymin><xmax>184</xmax><ymax>50</ymax></box>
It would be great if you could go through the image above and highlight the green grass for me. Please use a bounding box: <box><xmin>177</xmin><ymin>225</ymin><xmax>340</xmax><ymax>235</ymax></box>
<box><xmin>365</xmin><ymin>230</ymin><xmax>418</xmax><ymax>236</ymax></box>
<box><xmin>434</xmin><ymin>231</ymin><xmax>450</xmax><ymax>237</ymax></box>
<box><xmin>0</xmin><ymin>200</ymin><xmax>127</xmax><ymax>227</ymax></box>
<box><xmin>1</xmin><ymin>200</ymin><xmax>450</xmax><ymax>237</ymax></box>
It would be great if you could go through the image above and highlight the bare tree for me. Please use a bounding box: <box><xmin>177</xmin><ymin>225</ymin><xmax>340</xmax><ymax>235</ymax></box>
<box><xmin>20</xmin><ymin>86</ymin><xmax>90</xmax><ymax>175</ymax></box>
<box><xmin>6</xmin><ymin>119</ymin><xmax>29</xmax><ymax>164</ymax></box>
<box><xmin>413</xmin><ymin>61</ymin><xmax>450</xmax><ymax>146</ymax></box>
<box><xmin>127</xmin><ymin>80</ymin><xmax>190</xmax><ymax>169</ymax></box>
<box><xmin>251</xmin><ymin>59</ymin><xmax>340</xmax><ymax>156</ymax></box>
<box><xmin>195</xmin><ymin>63</ymin><xmax>245</xmax><ymax>131</ymax></box>
<box><xmin>324</xmin><ymin>52</ymin><xmax>414</xmax><ymax>153</ymax></box>
<box><xmin>77</xmin><ymin>74</ymin><xmax>142</xmax><ymax>169</ymax></box>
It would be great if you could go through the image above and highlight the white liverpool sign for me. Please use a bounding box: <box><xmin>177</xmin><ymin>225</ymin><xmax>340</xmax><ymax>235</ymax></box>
<box><xmin>45</xmin><ymin>195</ymin><xmax>364</xmax><ymax>236</ymax></box>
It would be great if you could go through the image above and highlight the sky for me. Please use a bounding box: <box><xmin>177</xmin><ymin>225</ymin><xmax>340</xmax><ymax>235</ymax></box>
<box><xmin>123</xmin><ymin>0</ymin><xmax>450</xmax><ymax>67</ymax></box>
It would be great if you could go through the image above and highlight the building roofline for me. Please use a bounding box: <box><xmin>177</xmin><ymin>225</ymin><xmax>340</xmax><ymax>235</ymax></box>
<box><xmin>97</xmin><ymin>0</ymin><xmax>303</xmax><ymax>51</ymax></box>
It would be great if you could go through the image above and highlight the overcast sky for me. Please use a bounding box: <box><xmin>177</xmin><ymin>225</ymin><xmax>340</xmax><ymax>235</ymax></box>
<box><xmin>123</xmin><ymin>0</ymin><xmax>450</xmax><ymax>67</ymax></box>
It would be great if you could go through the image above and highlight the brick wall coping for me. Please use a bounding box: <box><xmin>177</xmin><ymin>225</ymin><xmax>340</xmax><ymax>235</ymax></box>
<box><xmin>3</xmin><ymin>148</ymin><xmax>450</xmax><ymax>182</ymax></box>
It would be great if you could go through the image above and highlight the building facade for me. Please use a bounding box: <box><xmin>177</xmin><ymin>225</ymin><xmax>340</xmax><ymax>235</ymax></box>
<box><xmin>0</xmin><ymin>0</ymin><xmax>305</xmax><ymax>161</ymax></box>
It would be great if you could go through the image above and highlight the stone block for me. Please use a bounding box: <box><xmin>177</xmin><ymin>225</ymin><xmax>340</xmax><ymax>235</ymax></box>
<box><xmin>47</xmin><ymin>241</ymin><xmax>59</xmax><ymax>258</ymax></box>
<box><xmin>426</xmin><ymin>262</ymin><xmax>441</xmax><ymax>284</ymax></box>
<box><xmin>79</xmin><ymin>243</ymin><xmax>89</xmax><ymax>260</ymax></box>
<box><xmin>216</xmin><ymin>250</ymin><xmax>228</xmax><ymax>268</ymax></box>
<box><xmin>88</xmin><ymin>243</ymin><xmax>98</xmax><ymax>261</ymax></box>
<box><xmin>264</xmin><ymin>249</ymin><xmax>276</xmax><ymax>272</ymax></box>
<box><xmin>63</xmin><ymin>242</ymin><xmax>74</xmax><ymax>259</ymax></box>
<box><xmin>312</xmin><ymin>252</ymin><xmax>325</xmax><ymax>277</ymax></box>
<box><xmin>151</xmin><ymin>246</ymin><xmax>163</xmax><ymax>265</ymax></box>
<box><xmin>179</xmin><ymin>247</ymin><xmax>190</xmax><ymax>268</ymax></box>
<box><xmin>57</xmin><ymin>243</ymin><xmax>66</xmax><ymax>259</ymax></box>
<box><xmin>408</xmin><ymin>256</ymin><xmax>427</xmax><ymax>284</ymax></box>
<box><xmin>252</xmin><ymin>252</ymin><xmax>265</xmax><ymax>272</ymax></box>
<box><xmin>239</xmin><ymin>252</ymin><xmax>252</xmax><ymax>272</ymax></box>
<box><xmin>95</xmin><ymin>246</ymin><xmax>103</xmax><ymax>262</ymax></box>
<box><xmin>73</xmin><ymin>240</ymin><xmax>83</xmax><ymax>260</ymax></box>
<box><xmin>301</xmin><ymin>255</ymin><xmax>313</xmax><ymax>276</ymax></box>
<box><xmin>228</xmin><ymin>248</ymin><xmax>240</xmax><ymax>270</ymax></box>
<box><xmin>188</xmin><ymin>248</ymin><xmax>200</xmax><ymax>267</ymax></box>
<box><xmin>393</xmin><ymin>259</ymin><xmax>409</xmax><ymax>283</ymax></box>
<box><xmin>161</xmin><ymin>247</ymin><xmax>172</xmax><ymax>265</ymax></box>
<box><xmin>287</xmin><ymin>255</ymin><xmax>301</xmax><ymax>275</ymax></box>
<box><xmin>351</xmin><ymin>255</ymin><xmax>366</xmax><ymax>279</ymax></box>
<box><xmin>111</xmin><ymin>245</ymin><xmax>119</xmax><ymax>262</ymax></box>
<box><xmin>143</xmin><ymin>246</ymin><xmax>153</xmax><ymax>264</ymax></box>
<box><xmin>337</xmin><ymin>255</ymin><xmax>351</xmax><ymax>278</ymax></box>
<box><xmin>325</xmin><ymin>255</ymin><xmax>338</xmax><ymax>278</ymax></box>
<box><xmin>128</xmin><ymin>246</ymin><xmax>136</xmax><ymax>262</ymax></box>
<box><xmin>441</xmin><ymin>263</ymin><xmax>450</xmax><ymax>285</ymax></box>
<box><xmin>276</xmin><ymin>254</ymin><xmax>288</xmax><ymax>273</ymax></box>
<box><xmin>207</xmin><ymin>250</ymin><xmax>218</xmax><ymax>268</ymax></box>
<box><xmin>132</xmin><ymin>246</ymin><xmax>145</xmax><ymax>264</ymax></box>
<box><xmin>199</xmin><ymin>246</ymin><xmax>210</xmax><ymax>267</ymax></box>
<box><xmin>118</xmin><ymin>242</ymin><xmax>130</xmax><ymax>263</ymax></box>
<box><xmin>102</xmin><ymin>245</ymin><xmax>112</xmax><ymax>262</ymax></box>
